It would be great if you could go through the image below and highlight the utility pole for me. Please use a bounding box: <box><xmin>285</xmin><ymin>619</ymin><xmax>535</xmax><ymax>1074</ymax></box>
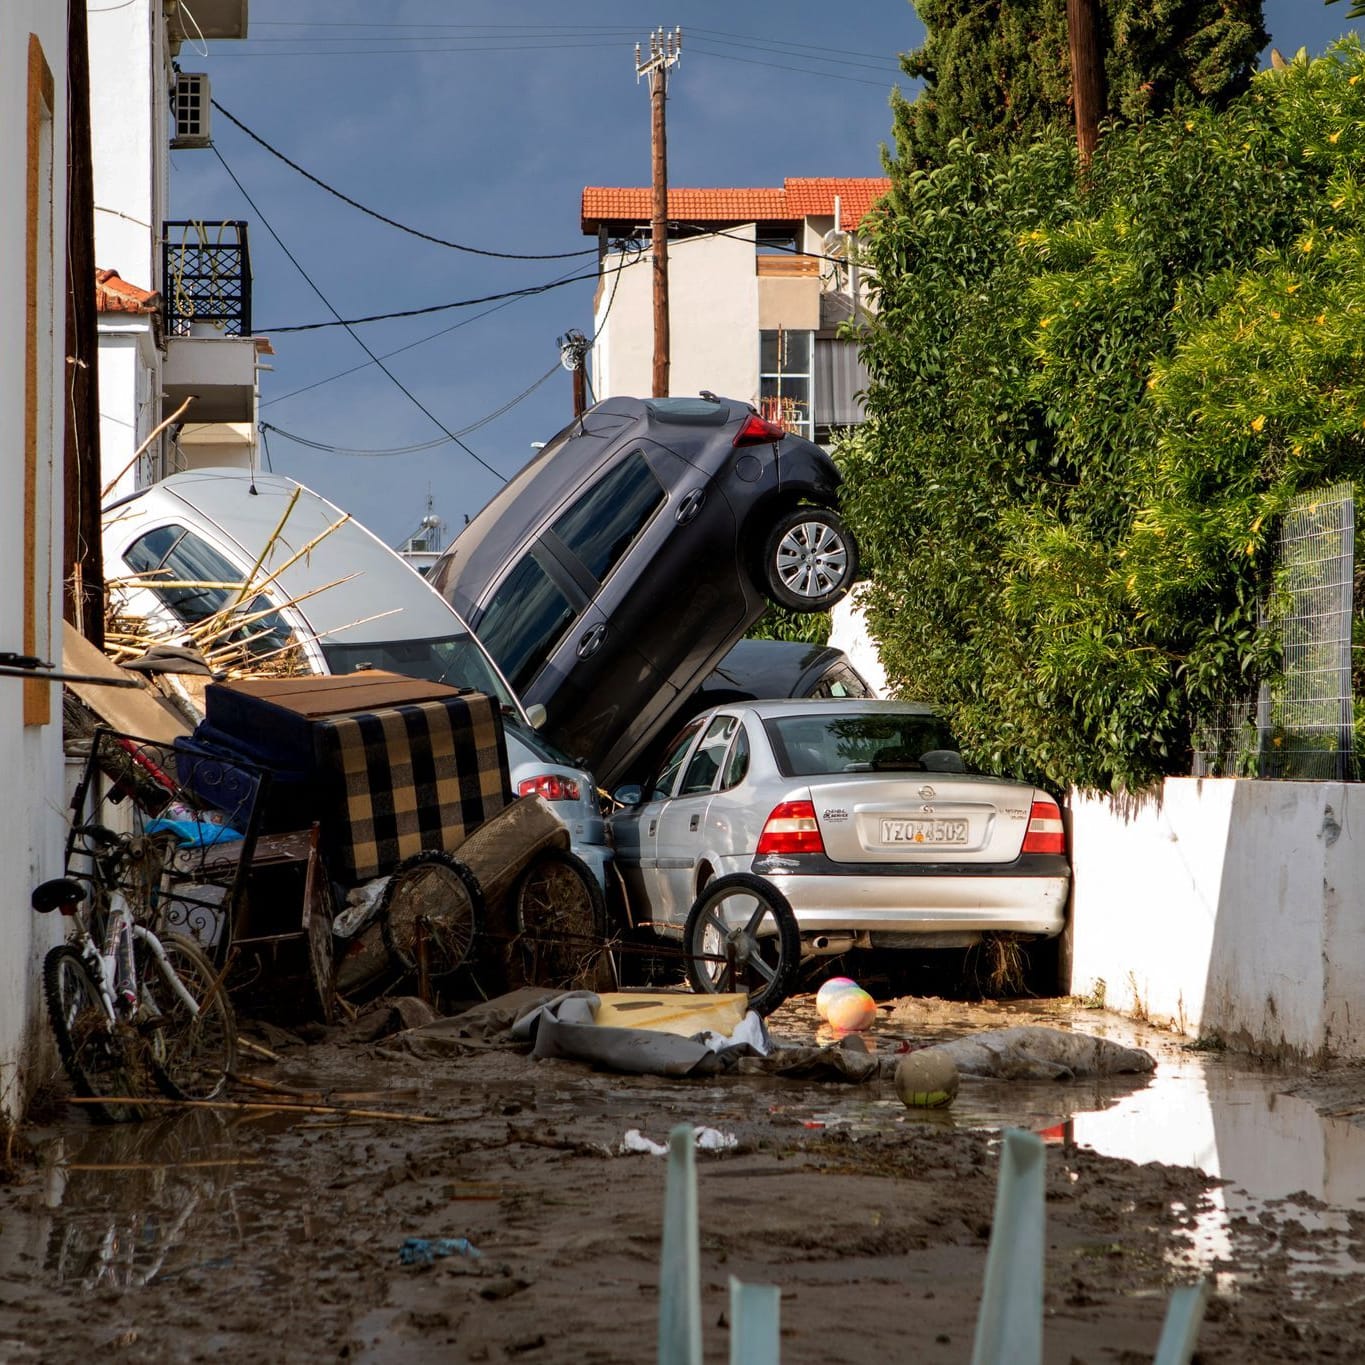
<box><xmin>1066</xmin><ymin>0</ymin><xmax>1104</xmax><ymax>170</ymax></box>
<box><xmin>636</xmin><ymin>26</ymin><xmax>681</xmax><ymax>398</ymax></box>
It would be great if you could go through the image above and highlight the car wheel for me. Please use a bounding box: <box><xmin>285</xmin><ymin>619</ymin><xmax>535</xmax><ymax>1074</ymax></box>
<box><xmin>682</xmin><ymin>873</ymin><xmax>800</xmax><ymax>1016</ymax></box>
<box><xmin>761</xmin><ymin>507</ymin><xmax>858</xmax><ymax>612</ymax></box>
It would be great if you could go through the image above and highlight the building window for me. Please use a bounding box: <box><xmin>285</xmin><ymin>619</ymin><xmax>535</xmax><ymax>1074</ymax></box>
<box><xmin>759</xmin><ymin>328</ymin><xmax>813</xmax><ymax>439</ymax></box>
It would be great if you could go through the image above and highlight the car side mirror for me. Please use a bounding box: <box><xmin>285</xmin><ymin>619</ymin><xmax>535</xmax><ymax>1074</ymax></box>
<box><xmin>524</xmin><ymin>703</ymin><xmax>547</xmax><ymax>730</ymax></box>
<box><xmin>612</xmin><ymin>784</ymin><xmax>643</xmax><ymax>808</ymax></box>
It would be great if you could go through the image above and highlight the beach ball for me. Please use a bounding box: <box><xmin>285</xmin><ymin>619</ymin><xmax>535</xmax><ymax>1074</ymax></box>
<box><xmin>825</xmin><ymin>986</ymin><xmax>877</xmax><ymax>1033</ymax></box>
<box><xmin>815</xmin><ymin>976</ymin><xmax>858</xmax><ymax>1020</ymax></box>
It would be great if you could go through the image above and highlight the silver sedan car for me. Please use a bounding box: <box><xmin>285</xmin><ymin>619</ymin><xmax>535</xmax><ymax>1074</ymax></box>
<box><xmin>609</xmin><ymin>699</ymin><xmax>1069</xmax><ymax>966</ymax></box>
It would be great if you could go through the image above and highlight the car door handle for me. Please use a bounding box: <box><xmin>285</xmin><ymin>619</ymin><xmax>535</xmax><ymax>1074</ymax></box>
<box><xmin>648</xmin><ymin>819</ymin><xmax>657</xmax><ymax>836</ymax></box>
<box><xmin>576</xmin><ymin>623</ymin><xmax>607</xmax><ymax>659</ymax></box>
<box><xmin>675</xmin><ymin>488</ymin><xmax>706</xmax><ymax>524</ymax></box>
<box><xmin>689</xmin><ymin>813</ymin><xmax>700</xmax><ymax>831</ymax></box>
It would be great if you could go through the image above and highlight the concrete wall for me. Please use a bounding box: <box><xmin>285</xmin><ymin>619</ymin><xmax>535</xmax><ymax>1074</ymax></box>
<box><xmin>1071</xmin><ymin>778</ymin><xmax>1365</xmax><ymax>1061</ymax></box>
<box><xmin>0</xmin><ymin>4</ymin><xmax>72</xmax><ymax>1118</ymax></box>
<box><xmin>594</xmin><ymin>228</ymin><xmax>758</xmax><ymax>402</ymax></box>
<box><xmin>90</xmin><ymin>0</ymin><xmax>168</xmax><ymax>494</ymax></box>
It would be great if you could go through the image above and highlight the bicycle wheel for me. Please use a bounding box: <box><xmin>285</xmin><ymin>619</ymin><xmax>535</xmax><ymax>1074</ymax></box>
<box><xmin>380</xmin><ymin>851</ymin><xmax>482</xmax><ymax>978</ymax></box>
<box><xmin>512</xmin><ymin>849</ymin><xmax>607</xmax><ymax>990</ymax></box>
<box><xmin>136</xmin><ymin>931</ymin><xmax>237</xmax><ymax>1101</ymax></box>
<box><xmin>682</xmin><ymin>873</ymin><xmax>800</xmax><ymax>1016</ymax></box>
<box><xmin>43</xmin><ymin>945</ymin><xmax>143</xmax><ymax>1123</ymax></box>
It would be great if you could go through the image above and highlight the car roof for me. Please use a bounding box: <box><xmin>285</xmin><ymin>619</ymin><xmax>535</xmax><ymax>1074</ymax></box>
<box><xmin>699</xmin><ymin>639</ymin><xmax>863</xmax><ymax>700</ymax></box>
<box><xmin>104</xmin><ymin>468</ymin><xmax>467</xmax><ymax>644</ymax></box>
<box><xmin>723</xmin><ymin>698</ymin><xmax>940</xmax><ymax>720</ymax></box>
<box><xmin>432</xmin><ymin>393</ymin><xmax>757</xmax><ymax>615</ymax></box>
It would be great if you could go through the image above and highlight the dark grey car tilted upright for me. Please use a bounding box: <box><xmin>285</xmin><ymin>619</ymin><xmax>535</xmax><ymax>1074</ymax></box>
<box><xmin>427</xmin><ymin>394</ymin><xmax>857</xmax><ymax>786</ymax></box>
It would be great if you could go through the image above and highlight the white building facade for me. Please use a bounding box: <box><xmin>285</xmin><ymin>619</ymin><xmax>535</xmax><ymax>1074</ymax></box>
<box><xmin>0</xmin><ymin>2</ymin><xmax>73</xmax><ymax>1118</ymax></box>
<box><xmin>89</xmin><ymin>0</ymin><xmax>262</xmax><ymax>502</ymax></box>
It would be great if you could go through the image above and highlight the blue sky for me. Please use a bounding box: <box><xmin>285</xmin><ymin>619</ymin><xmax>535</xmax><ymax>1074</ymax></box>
<box><xmin>172</xmin><ymin>1</ymin><xmax>1361</xmax><ymax>547</ymax></box>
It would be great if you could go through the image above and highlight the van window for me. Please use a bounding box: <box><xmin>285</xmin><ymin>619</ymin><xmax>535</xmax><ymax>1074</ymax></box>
<box><xmin>321</xmin><ymin>634</ymin><xmax>516</xmax><ymax>711</ymax></box>
<box><xmin>550</xmin><ymin>449</ymin><xmax>665</xmax><ymax>584</ymax></box>
<box><xmin>810</xmin><ymin>664</ymin><xmax>873</xmax><ymax>700</ymax></box>
<box><xmin>122</xmin><ymin>524</ymin><xmax>292</xmax><ymax>659</ymax></box>
<box><xmin>477</xmin><ymin>554</ymin><xmax>576</xmax><ymax>694</ymax></box>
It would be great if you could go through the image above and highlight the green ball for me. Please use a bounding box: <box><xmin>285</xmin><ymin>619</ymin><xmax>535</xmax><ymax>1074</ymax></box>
<box><xmin>895</xmin><ymin>1049</ymin><xmax>960</xmax><ymax>1109</ymax></box>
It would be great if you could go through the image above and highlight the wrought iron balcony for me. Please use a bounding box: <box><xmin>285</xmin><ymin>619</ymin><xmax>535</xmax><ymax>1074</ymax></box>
<box><xmin>162</xmin><ymin>220</ymin><xmax>252</xmax><ymax>337</ymax></box>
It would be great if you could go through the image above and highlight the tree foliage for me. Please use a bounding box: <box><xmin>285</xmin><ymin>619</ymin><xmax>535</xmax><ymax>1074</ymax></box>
<box><xmin>844</xmin><ymin>39</ymin><xmax>1365</xmax><ymax>792</ymax></box>
<box><xmin>893</xmin><ymin>0</ymin><xmax>1267</xmax><ymax>168</ymax></box>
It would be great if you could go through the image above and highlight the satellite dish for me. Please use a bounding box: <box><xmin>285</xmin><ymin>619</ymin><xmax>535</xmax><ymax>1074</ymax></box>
<box><xmin>822</xmin><ymin>228</ymin><xmax>849</xmax><ymax>260</ymax></box>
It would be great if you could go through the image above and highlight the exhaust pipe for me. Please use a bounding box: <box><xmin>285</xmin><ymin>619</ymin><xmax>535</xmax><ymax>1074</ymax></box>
<box><xmin>805</xmin><ymin>932</ymin><xmax>858</xmax><ymax>956</ymax></box>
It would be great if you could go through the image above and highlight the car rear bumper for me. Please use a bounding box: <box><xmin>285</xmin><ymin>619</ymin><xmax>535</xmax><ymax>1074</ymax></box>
<box><xmin>743</xmin><ymin>853</ymin><xmax>1069</xmax><ymax>939</ymax></box>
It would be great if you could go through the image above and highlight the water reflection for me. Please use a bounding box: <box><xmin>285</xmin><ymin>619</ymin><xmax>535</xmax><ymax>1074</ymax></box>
<box><xmin>7</xmin><ymin>1109</ymin><xmax>261</xmax><ymax>1293</ymax></box>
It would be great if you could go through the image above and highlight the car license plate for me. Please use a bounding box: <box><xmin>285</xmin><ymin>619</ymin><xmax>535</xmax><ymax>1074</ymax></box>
<box><xmin>881</xmin><ymin>817</ymin><xmax>968</xmax><ymax>846</ymax></box>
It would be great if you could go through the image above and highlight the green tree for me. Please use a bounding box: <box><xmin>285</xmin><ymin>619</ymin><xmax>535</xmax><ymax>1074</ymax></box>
<box><xmin>893</xmin><ymin>0</ymin><xmax>1267</xmax><ymax>169</ymax></box>
<box><xmin>845</xmin><ymin>39</ymin><xmax>1365</xmax><ymax>792</ymax></box>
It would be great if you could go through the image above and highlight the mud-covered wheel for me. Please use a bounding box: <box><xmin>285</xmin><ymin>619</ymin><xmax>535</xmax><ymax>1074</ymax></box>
<box><xmin>137</xmin><ymin>932</ymin><xmax>237</xmax><ymax>1101</ymax></box>
<box><xmin>380</xmin><ymin>850</ymin><xmax>482</xmax><ymax>979</ymax></box>
<box><xmin>44</xmin><ymin>945</ymin><xmax>143</xmax><ymax>1123</ymax></box>
<box><xmin>682</xmin><ymin>873</ymin><xmax>800</xmax><ymax>1016</ymax></box>
<box><xmin>761</xmin><ymin>507</ymin><xmax>858</xmax><ymax>612</ymax></box>
<box><xmin>512</xmin><ymin>849</ymin><xmax>607</xmax><ymax>989</ymax></box>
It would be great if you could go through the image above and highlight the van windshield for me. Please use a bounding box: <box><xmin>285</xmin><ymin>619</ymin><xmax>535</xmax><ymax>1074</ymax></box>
<box><xmin>321</xmin><ymin>635</ymin><xmax>519</xmax><ymax>713</ymax></box>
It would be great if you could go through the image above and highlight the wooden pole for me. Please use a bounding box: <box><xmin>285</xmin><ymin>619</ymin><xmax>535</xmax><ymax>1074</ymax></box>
<box><xmin>636</xmin><ymin>28</ymin><xmax>682</xmax><ymax>398</ymax></box>
<box><xmin>1066</xmin><ymin>0</ymin><xmax>1104</xmax><ymax>170</ymax></box>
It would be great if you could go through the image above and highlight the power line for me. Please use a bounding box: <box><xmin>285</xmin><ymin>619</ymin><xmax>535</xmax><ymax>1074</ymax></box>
<box><xmin>257</xmin><ymin>262</ymin><xmax>621</xmax><ymax>333</ymax></box>
<box><xmin>210</xmin><ymin>144</ymin><xmax>505</xmax><ymax>482</ymax></box>
<box><xmin>260</xmin><ymin>258</ymin><xmax>600</xmax><ymax>410</ymax></box>
<box><xmin>212</xmin><ymin>100</ymin><xmax>596</xmax><ymax>262</ymax></box>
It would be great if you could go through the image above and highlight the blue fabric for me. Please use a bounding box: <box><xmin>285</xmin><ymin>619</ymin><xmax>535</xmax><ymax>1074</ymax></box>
<box><xmin>398</xmin><ymin>1236</ymin><xmax>482</xmax><ymax>1265</ymax></box>
<box><xmin>145</xmin><ymin>818</ymin><xmax>244</xmax><ymax>848</ymax></box>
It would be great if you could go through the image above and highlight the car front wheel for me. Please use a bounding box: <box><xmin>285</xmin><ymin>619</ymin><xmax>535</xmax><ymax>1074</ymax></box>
<box><xmin>762</xmin><ymin>507</ymin><xmax>858</xmax><ymax>611</ymax></box>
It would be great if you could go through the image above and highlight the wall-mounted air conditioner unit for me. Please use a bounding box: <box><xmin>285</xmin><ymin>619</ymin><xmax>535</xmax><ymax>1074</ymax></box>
<box><xmin>171</xmin><ymin>73</ymin><xmax>211</xmax><ymax>148</ymax></box>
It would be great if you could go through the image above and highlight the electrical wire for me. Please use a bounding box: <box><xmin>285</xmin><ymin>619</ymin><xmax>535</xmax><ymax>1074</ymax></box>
<box><xmin>257</xmin><ymin>264</ymin><xmax>613</xmax><ymax>333</ymax></box>
<box><xmin>210</xmin><ymin>144</ymin><xmax>505</xmax><ymax>482</ymax></box>
<box><xmin>211</xmin><ymin>101</ymin><xmax>597</xmax><ymax>262</ymax></box>
<box><xmin>260</xmin><ymin>361</ymin><xmax>562</xmax><ymax>456</ymax></box>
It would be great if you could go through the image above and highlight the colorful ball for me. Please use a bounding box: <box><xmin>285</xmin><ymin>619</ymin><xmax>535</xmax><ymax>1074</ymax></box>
<box><xmin>825</xmin><ymin>987</ymin><xmax>877</xmax><ymax>1033</ymax></box>
<box><xmin>895</xmin><ymin>1049</ymin><xmax>960</xmax><ymax>1108</ymax></box>
<box><xmin>815</xmin><ymin>976</ymin><xmax>859</xmax><ymax>1020</ymax></box>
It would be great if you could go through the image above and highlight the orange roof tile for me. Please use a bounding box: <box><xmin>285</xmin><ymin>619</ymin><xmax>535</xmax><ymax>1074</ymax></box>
<box><xmin>95</xmin><ymin>268</ymin><xmax>161</xmax><ymax>315</ymax></box>
<box><xmin>581</xmin><ymin>177</ymin><xmax>889</xmax><ymax>234</ymax></box>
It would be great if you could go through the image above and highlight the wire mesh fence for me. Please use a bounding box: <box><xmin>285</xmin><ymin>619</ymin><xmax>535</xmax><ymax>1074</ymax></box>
<box><xmin>1192</xmin><ymin>482</ymin><xmax>1357</xmax><ymax>781</ymax></box>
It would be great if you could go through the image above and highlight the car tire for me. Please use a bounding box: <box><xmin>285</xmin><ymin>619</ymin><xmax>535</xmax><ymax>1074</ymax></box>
<box><xmin>682</xmin><ymin>873</ymin><xmax>800</xmax><ymax>1016</ymax></box>
<box><xmin>761</xmin><ymin>507</ymin><xmax>858</xmax><ymax>612</ymax></box>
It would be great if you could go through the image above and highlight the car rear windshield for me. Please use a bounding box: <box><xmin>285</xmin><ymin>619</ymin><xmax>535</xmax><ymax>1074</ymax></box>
<box><xmin>320</xmin><ymin>634</ymin><xmax>516</xmax><ymax>711</ymax></box>
<box><xmin>762</xmin><ymin>712</ymin><xmax>970</xmax><ymax>777</ymax></box>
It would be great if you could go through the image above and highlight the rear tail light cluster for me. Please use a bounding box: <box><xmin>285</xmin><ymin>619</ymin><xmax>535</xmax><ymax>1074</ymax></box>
<box><xmin>732</xmin><ymin>413</ymin><xmax>785</xmax><ymax>447</ymax></box>
<box><xmin>756</xmin><ymin>800</ymin><xmax>824</xmax><ymax>856</ymax></box>
<box><xmin>1021</xmin><ymin>796</ymin><xmax>1066</xmax><ymax>854</ymax></box>
<box><xmin>518</xmin><ymin>774</ymin><xmax>581</xmax><ymax>802</ymax></box>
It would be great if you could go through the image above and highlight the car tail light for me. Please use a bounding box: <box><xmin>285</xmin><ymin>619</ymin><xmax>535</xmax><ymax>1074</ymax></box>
<box><xmin>733</xmin><ymin>413</ymin><xmax>785</xmax><ymax>447</ymax></box>
<box><xmin>756</xmin><ymin>800</ymin><xmax>824</xmax><ymax>855</ymax></box>
<box><xmin>518</xmin><ymin>774</ymin><xmax>581</xmax><ymax>802</ymax></box>
<box><xmin>1021</xmin><ymin>797</ymin><xmax>1066</xmax><ymax>854</ymax></box>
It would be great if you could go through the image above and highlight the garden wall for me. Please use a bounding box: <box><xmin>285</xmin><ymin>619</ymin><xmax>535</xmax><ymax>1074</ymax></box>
<box><xmin>1070</xmin><ymin>778</ymin><xmax>1365</xmax><ymax>1062</ymax></box>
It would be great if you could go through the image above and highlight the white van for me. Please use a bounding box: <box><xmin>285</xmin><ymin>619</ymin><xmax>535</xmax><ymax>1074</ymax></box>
<box><xmin>102</xmin><ymin>468</ymin><xmax>611</xmax><ymax>887</ymax></box>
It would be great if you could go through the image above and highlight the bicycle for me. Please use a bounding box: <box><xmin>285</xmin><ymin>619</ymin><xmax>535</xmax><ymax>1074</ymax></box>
<box><xmin>32</xmin><ymin>824</ymin><xmax>237</xmax><ymax>1123</ymax></box>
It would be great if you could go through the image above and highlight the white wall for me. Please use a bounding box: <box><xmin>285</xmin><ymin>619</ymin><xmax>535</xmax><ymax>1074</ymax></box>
<box><xmin>0</xmin><ymin>4</ymin><xmax>72</xmax><ymax>1118</ymax></box>
<box><xmin>89</xmin><ymin>0</ymin><xmax>167</xmax><ymax>492</ymax></box>
<box><xmin>828</xmin><ymin>588</ymin><xmax>888</xmax><ymax>697</ymax></box>
<box><xmin>594</xmin><ymin>228</ymin><xmax>759</xmax><ymax>401</ymax></box>
<box><xmin>1071</xmin><ymin>779</ymin><xmax>1365</xmax><ymax>1061</ymax></box>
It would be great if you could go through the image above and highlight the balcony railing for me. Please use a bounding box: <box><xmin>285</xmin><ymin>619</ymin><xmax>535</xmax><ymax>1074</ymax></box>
<box><xmin>163</xmin><ymin>220</ymin><xmax>252</xmax><ymax>337</ymax></box>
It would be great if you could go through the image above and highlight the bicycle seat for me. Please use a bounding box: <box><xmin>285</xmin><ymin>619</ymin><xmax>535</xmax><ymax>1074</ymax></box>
<box><xmin>31</xmin><ymin>878</ymin><xmax>87</xmax><ymax>914</ymax></box>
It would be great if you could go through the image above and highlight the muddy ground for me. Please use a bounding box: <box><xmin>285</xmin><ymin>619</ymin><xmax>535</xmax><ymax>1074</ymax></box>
<box><xmin>2</xmin><ymin>988</ymin><xmax>1365</xmax><ymax>1364</ymax></box>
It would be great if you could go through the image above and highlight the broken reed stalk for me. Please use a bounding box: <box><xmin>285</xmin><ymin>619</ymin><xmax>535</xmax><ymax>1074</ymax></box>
<box><xmin>65</xmin><ymin>1095</ymin><xmax>443</xmax><ymax>1123</ymax></box>
<box><xmin>100</xmin><ymin>394</ymin><xmax>195</xmax><ymax>500</ymax></box>
<box><xmin>235</xmin><ymin>1036</ymin><xmax>283</xmax><ymax>1062</ymax></box>
<box><xmin>234</xmin><ymin>484</ymin><xmax>302</xmax><ymax>607</ymax></box>
<box><xmin>203</xmin><ymin>608</ymin><xmax>402</xmax><ymax>672</ymax></box>
<box><xmin>185</xmin><ymin>571</ymin><xmax>361</xmax><ymax>644</ymax></box>
<box><xmin>229</xmin><ymin>511</ymin><xmax>352</xmax><ymax>607</ymax></box>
